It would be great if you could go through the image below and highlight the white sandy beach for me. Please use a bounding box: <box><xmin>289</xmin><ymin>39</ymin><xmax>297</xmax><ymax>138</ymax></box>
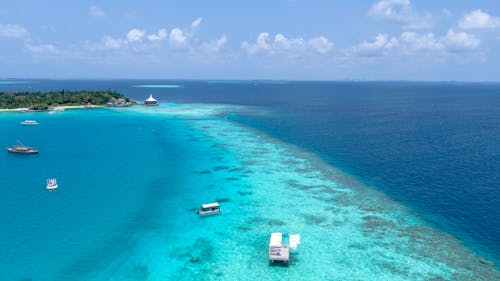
<box><xmin>0</xmin><ymin>105</ymin><xmax>105</xmax><ymax>112</ymax></box>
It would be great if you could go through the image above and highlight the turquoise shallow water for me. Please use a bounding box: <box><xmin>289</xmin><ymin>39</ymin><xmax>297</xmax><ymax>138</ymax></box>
<box><xmin>0</xmin><ymin>104</ymin><xmax>498</xmax><ymax>280</ymax></box>
<box><xmin>0</xmin><ymin>81</ymin><xmax>30</xmax><ymax>84</ymax></box>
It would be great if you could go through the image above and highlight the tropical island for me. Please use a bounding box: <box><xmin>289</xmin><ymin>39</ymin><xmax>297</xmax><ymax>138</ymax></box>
<box><xmin>0</xmin><ymin>90</ymin><xmax>131</xmax><ymax>110</ymax></box>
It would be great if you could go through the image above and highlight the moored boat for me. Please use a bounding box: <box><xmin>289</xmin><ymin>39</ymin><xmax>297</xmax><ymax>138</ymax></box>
<box><xmin>6</xmin><ymin>142</ymin><xmax>39</xmax><ymax>154</ymax></box>
<box><xmin>197</xmin><ymin>202</ymin><xmax>221</xmax><ymax>216</ymax></box>
<box><xmin>46</xmin><ymin>178</ymin><xmax>58</xmax><ymax>190</ymax></box>
<box><xmin>20</xmin><ymin>120</ymin><xmax>38</xmax><ymax>126</ymax></box>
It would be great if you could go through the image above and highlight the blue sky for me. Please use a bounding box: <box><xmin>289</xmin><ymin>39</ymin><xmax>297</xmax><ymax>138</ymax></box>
<box><xmin>1</xmin><ymin>0</ymin><xmax>500</xmax><ymax>80</ymax></box>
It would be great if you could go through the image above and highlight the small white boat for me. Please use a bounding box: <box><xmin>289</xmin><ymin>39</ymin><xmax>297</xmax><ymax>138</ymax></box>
<box><xmin>48</xmin><ymin>110</ymin><xmax>56</xmax><ymax>114</ymax></box>
<box><xmin>197</xmin><ymin>202</ymin><xmax>221</xmax><ymax>216</ymax></box>
<box><xmin>46</xmin><ymin>178</ymin><xmax>58</xmax><ymax>190</ymax></box>
<box><xmin>20</xmin><ymin>120</ymin><xmax>38</xmax><ymax>126</ymax></box>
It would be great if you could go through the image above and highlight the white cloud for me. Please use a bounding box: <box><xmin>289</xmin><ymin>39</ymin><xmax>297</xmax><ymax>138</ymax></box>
<box><xmin>442</xmin><ymin>29</ymin><xmax>480</xmax><ymax>51</ymax></box>
<box><xmin>274</xmin><ymin>33</ymin><xmax>305</xmax><ymax>51</ymax></box>
<box><xmin>458</xmin><ymin>9</ymin><xmax>500</xmax><ymax>30</ymax></box>
<box><xmin>89</xmin><ymin>5</ymin><xmax>105</xmax><ymax>18</ymax></box>
<box><xmin>0</xmin><ymin>24</ymin><xmax>29</xmax><ymax>38</ymax></box>
<box><xmin>168</xmin><ymin>18</ymin><xmax>204</xmax><ymax>48</ymax></box>
<box><xmin>25</xmin><ymin>43</ymin><xmax>59</xmax><ymax>54</ymax></box>
<box><xmin>353</xmin><ymin>29</ymin><xmax>480</xmax><ymax>56</ymax></box>
<box><xmin>147</xmin><ymin>28</ymin><xmax>167</xmax><ymax>41</ymax></box>
<box><xmin>353</xmin><ymin>34</ymin><xmax>399</xmax><ymax>56</ymax></box>
<box><xmin>191</xmin><ymin>18</ymin><xmax>202</xmax><ymax>31</ymax></box>
<box><xmin>400</xmin><ymin>31</ymin><xmax>442</xmax><ymax>51</ymax></box>
<box><xmin>242</xmin><ymin>32</ymin><xmax>272</xmax><ymax>55</ymax></box>
<box><xmin>308</xmin><ymin>36</ymin><xmax>334</xmax><ymax>54</ymax></box>
<box><xmin>86</xmin><ymin>18</ymin><xmax>212</xmax><ymax>52</ymax></box>
<box><xmin>100</xmin><ymin>36</ymin><xmax>127</xmax><ymax>49</ymax></box>
<box><xmin>126</xmin><ymin>29</ymin><xmax>146</xmax><ymax>42</ymax></box>
<box><xmin>185</xmin><ymin>17</ymin><xmax>203</xmax><ymax>38</ymax></box>
<box><xmin>242</xmin><ymin>32</ymin><xmax>333</xmax><ymax>56</ymax></box>
<box><xmin>200</xmin><ymin>35</ymin><xmax>228</xmax><ymax>52</ymax></box>
<box><xmin>370</xmin><ymin>0</ymin><xmax>411</xmax><ymax>20</ymax></box>
<box><xmin>368</xmin><ymin>0</ymin><xmax>433</xmax><ymax>29</ymax></box>
<box><xmin>169</xmin><ymin>28</ymin><xmax>187</xmax><ymax>47</ymax></box>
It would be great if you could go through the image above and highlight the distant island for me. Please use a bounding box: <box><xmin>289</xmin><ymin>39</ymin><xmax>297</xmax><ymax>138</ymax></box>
<box><xmin>0</xmin><ymin>90</ymin><xmax>131</xmax><ymax>110</ymax></box>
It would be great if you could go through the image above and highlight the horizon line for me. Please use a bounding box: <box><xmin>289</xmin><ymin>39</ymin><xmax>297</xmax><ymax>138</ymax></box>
<box><xmin>1</xmin><ymin>78</ymin><xmax>500</xmax><ymax>84</ymax></box>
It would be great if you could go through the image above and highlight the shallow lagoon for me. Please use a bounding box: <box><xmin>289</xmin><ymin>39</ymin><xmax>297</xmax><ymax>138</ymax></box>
<box><xmin>0</xmin><ymin>104</ymin><xmax>498</xmax><ymax>280</ymax></box>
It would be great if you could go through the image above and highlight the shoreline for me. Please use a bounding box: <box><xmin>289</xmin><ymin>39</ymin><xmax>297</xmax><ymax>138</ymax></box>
<box><xmin>0</xmin><ymin>104</ymin><xmax>106</xmax><ymax>112</ymax></box>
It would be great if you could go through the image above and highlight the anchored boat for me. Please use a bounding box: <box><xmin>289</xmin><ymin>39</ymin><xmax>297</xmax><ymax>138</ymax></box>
<box><xmin>6</xmin><ymin>141</ymin><xmax>39</xmax><ymax>154</ymax></box>
<box><xmin>20</xmin><ymin>120</ymin><xmax>38</xmax><ymax>126</ymax></box>
<box><xmin>197</xmin><ymin>202</ymin><xmax>221</xmax><ymax>216</ymax></box>
<box><xmin>46</xmin><ymin>178</ymin><xmax>58</xmax><ymax>190</ymax></box>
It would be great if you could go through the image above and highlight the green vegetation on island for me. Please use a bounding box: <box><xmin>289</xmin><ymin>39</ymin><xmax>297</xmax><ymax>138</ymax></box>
<box><xmin>0</xmin><ymin>90</ymin><xmax>129</xmax><ymax>110</ymax></box>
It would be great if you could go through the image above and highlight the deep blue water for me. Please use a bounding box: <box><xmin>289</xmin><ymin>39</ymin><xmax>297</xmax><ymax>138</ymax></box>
<box><xmin>2</xmin><ymin>79</ymin><xmax>499</xmax><ymax>265</ymax></box>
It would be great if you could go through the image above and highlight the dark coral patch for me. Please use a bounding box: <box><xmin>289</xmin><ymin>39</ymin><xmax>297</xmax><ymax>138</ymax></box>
<box><xmin>127</xmin><ymin>264</ymin><xmax>150</xmax><ymax>280</ymax></box>
<box><xmin>213</xmin><ymin>166</ymin><xmax>229</xmax><ymax>171</ymax></box>
<box><xmin>302</xmin><ymin>214</ymin><xmax>327</xmax><ymax>225</ymax></box>
<box><xmin>229</xmin><ymin>167</ymin><xmax>245</xmax><ymax>172</ymax></box>
<box><xmin>267</xmin><ymin>219</ymin><xmax>286</xmax><ymax>226</ymax></box>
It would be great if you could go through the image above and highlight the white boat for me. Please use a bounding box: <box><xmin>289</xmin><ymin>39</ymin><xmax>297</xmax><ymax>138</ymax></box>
<box><xmin>197</xmin><ymin>202</ymin><xmax>221</xmax><ymax>216</ymax></box>
<box><xmin>48</xmin><ymin>110</ymin><xmax>56</xmax><ymax>114</ymax></box>
<box><xmin>7</xmin><ymin>141</ymin><xmax>39</xmax><ymax>154</ymax></box>
<box><xmin>20</xmin><ymin>120</ymin><xmax>38</xmax><ymax>126</ymax></box>
<box><xmin>46</xmin><ymin>178</ymin><xmax>58</xmax><ymax>190</ymax></box>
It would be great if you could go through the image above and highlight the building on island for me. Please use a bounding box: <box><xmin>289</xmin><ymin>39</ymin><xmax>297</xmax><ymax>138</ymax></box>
<box><xmin>144</xmin><ymin>94</ymin><xmax>158</xmax><ymax>106</ymax></box>
<box><xmin>107</xmin><ymin>97</ymin><xmax>131</xmax><ymax>107</ymax></box>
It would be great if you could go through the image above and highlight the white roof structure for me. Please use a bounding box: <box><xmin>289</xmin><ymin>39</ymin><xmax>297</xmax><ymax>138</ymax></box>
<box><xmin>145</xmin><ymin>94</ymin><xmax>157</xmax><ymax>102</ymax></box>
<box><xmin>201</xmin><ymin>202</ymin><xmax>220</xmax><ymax>209</ymax></box>
<box><xmin>269</xmin><ymin>232</ymin><xmax>283</xmax><ymax>246</ymax></box>
<box><xmin>289</xmin><ymin>234</ymin><xmax>300</xmax><ymax>250</ymax></box>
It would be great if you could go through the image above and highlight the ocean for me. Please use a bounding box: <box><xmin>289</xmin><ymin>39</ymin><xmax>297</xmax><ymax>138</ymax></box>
<box><xmin>0</xmin><ymin>80</ymin><xmax>498</xmax><ymax>280</ymax></box>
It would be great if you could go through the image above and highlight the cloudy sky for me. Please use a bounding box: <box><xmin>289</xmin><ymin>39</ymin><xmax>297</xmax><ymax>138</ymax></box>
<box><xmin>1</xmin><ymin>0</ymin><xmax>500</xmax><ymax>80</ymax></box>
